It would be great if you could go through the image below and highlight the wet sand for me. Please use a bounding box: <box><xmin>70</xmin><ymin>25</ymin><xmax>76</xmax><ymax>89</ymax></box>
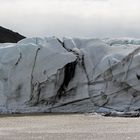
<box><xmin>0</xmin><ymin>113</ymin><xmax>140</xmax><ymax>140</ymax></box>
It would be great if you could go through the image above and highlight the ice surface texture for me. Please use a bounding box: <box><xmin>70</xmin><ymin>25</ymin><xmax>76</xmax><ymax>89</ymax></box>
<box><xmin>1</xmin><ymin>37</ymin><xmax>140</xmax><ymax>115</ymax></box>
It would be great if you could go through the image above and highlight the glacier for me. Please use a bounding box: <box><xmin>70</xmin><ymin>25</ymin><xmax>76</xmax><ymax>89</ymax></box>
<box><xmin>1</xmin><ymin>37</ymin><xmax>140</xmax><ymax>115</ymax></box>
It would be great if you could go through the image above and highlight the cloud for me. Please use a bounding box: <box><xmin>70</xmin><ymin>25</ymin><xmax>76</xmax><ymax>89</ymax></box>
<box><xmin>0</xmin><ymin>0</ymin><xmax>140</xmax><ymax>38</ymax></box>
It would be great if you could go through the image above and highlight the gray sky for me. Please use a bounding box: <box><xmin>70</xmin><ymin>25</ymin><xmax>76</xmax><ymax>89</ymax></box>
<box><xmin>0</xmin><ymin>0</ymin><xmax>140</xmax><ymax>38</ymax></box>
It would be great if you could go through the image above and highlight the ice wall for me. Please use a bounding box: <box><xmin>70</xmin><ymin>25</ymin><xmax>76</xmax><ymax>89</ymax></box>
<box><xmin>1</xmin><ymin>37</ymin><xmax>140</xmax><ymax>115</ymax></box>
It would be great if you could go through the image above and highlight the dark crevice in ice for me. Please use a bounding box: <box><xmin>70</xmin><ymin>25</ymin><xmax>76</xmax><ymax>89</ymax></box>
<box><xmin>136</xmin><ymin>74</ymin><xmax>140</xmax><ymax>80</ymax></box>
<box><xmin>56</xmin><ymin>61</ymin><xmax>77</xmax><ymax>99</ymax></box>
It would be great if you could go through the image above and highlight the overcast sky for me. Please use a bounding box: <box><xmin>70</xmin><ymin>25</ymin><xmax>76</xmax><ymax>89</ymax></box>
<box><xmin>0</xmin><ymin>0</ymin><xmax>140</xmax><ymax>38</ymax></box>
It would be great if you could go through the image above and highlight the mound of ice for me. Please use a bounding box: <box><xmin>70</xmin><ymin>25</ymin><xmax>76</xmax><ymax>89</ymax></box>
<box><xmin>0</xmin><ymin>37</ymin><xmax>140</xmax><ymax>115</ymax></box>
